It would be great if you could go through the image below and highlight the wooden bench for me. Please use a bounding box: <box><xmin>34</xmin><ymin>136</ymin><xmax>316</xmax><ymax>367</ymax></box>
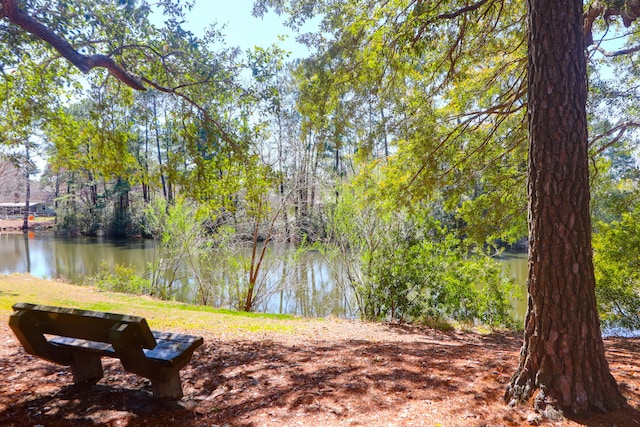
<box><xmin>9</xmin><ymin>302</ymin><xmax>204</xmax><ymax>399</ymax></box>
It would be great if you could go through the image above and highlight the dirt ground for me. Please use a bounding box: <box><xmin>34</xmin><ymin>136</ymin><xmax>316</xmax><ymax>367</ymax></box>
<box><xmin>1</xmin><ymin>319</ymin><xmax>640</xmax><ymax>427</ymax></box>
<box><xmin>0</xmin><ymin>218</ymin><xmax>55</xmax><ymax>232</ymax></box>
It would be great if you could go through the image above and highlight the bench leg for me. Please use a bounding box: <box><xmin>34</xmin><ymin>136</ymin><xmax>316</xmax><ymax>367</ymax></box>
<box><xmin>151</xmin><ymin>373</ymin><xmax>183</xmax><ymax>399</ymax></box>
<box><xmin>70</xmin><ymin>352</ymin><xmax>103</xmax><ymax>384</ymax></box>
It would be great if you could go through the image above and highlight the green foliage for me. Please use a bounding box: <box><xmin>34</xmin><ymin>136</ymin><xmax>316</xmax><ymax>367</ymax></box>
<box><xmin>589</xmin><ymin>140</ymin><xmax>640</xmax><ymax>226</ymax></box>
<box><xmin>325</xmin><ymin>184</ymin><xmax>519</xmax><ymax>327</ymax></box>
<box><xmin>594</xmin><ymin>206</ymin><xmax>640</xmax><ymax>328</ymax></box>
<box><xmin>53</xmin><ymin>194</ymin><xmax>82</xmax><ymax>236</ymax></box>
<box><xmin>53</xmin><ymin>192</ymin><xmax>105</xmax><ymax>237</ymax></box>
<box><xmin>361</xmin><ymin>224</ymin><xmax>518</xmax><ymax>327</ymax></box>
<box><xmin>144</xmin><ymin>197</ymin><xmax>209</xmax><ymax>301</ymax></box>
<box><xmin>86</xmin><ymin>261</ymin><xmax>152</xmax><ymax>295</ymax></box>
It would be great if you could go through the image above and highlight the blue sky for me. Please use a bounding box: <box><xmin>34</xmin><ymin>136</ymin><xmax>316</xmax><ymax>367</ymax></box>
<box><xmin>179</xmin><ymin>0</ymin><xmax>312</xmax><ymax>58</ymax></box>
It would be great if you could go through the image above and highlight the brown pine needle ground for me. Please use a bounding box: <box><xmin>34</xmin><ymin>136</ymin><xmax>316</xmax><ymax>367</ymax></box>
<box><xmin>1</xmin><ymin>274</ymin><xmax>639</xmax><ymax>426</ymax></box>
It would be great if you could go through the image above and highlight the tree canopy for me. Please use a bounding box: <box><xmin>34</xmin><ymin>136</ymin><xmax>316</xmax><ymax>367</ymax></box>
<box><xmin>4</xmin><ymin>0</ymin><xmax>640</xmax><ymax>418</ymax></box>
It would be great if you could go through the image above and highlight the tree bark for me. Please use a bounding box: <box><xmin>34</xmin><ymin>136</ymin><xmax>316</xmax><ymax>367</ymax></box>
<box><xmin>504</xmin><ymin>0</ymin><xmax>626</xmax><ymax>414</ymax></box>
<box><xmin>21</xmin><ymin>163</ymin><xmax>30</xmax><ymax>231</ymax></box>
<box><xmin>21</xmin><ymin>139</ymin><xmax>31</xmax><ymax>231</ymax></box>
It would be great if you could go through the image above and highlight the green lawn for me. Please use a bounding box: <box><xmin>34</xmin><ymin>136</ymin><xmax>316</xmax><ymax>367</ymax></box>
<box><xmin>0</xmin><ymin>273</ymin><xmax>317</xmax><ymax>336</ymax></box>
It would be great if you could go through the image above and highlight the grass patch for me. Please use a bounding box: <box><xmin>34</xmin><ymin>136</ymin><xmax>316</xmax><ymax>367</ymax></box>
<box><xmin>0</xmin><ymin>273</ymin><xmax>310</xmax><ymax>336</ymax></box>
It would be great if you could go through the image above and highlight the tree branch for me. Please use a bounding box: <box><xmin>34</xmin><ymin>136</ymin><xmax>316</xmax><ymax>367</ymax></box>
<box><xmin>0</xmin><ymin>0</ymin><xmax>247</xmax><ymax>152</ymax></box>
<box><xmin>589</xmin><ymin>121</ymin><xmax>640</xmax><ymax>155</ymax></box>
<box><xmin>436</xmin><ymin>0</ymin><xmax>491</xmax><ymax>20</ymax></box>
<box><xmin>0</xmin><ymin>0</ymin><xmax>146</xmax><ymax>90</ymax></box>
<box><xmin>584</xmin><ymin>1</ymin><xmax>640</xmax><ymax>48</ymax></box>
<box><xmin>594</xmin><ymin>43</ymin><xmax>640</xmax><ymax>57</ymax></box>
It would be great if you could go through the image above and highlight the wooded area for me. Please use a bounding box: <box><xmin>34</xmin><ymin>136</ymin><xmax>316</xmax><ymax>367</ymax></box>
<box><xmin>3</xmin><ymin>0</ymin><xmax>640</xmax><ymax>419</ymax></box>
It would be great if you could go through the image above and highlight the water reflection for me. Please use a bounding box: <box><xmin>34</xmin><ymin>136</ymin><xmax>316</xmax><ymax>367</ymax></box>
<box><xmin>499</xmin><ymin>251</ymin><xmax>528</xmax><ymax>321</ymax></box>
<box><xmin>258</xmin><ymin>250</ymin><xmax>355</xmax><ymax>317</ymax></box>
<box><xmin>0</xmin><ymin>233</ymin><xmax>529</xmax><ymax>319</ymax></box>
<box><xmin>0</xmin><ymin>233</ymin><xmax>156</xmax><ymax>280</ymax></box>
<box><xmin>0</xmin><ymin>233</ymin><xmax>354</xmax><ymax>318</ymax></box>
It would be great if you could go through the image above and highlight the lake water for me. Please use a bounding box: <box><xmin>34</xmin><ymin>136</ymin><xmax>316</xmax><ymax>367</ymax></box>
<box><xmin>0</xmin><ymin>232</ymin><xmax>528</xmax><ymax>319</ymax></box>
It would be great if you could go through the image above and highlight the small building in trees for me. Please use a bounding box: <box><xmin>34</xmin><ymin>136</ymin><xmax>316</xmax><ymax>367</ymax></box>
<box><xmin>0</xmin><ymin>201</ymin><xmax>56</xmax><ymax>219</ymax></box>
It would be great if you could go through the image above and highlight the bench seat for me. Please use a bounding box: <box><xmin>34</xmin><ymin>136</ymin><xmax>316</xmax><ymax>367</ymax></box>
<box><xmin>50</xmin><ymin>331</ymin><xmax>202</xmax><ymax>366</ymax></box>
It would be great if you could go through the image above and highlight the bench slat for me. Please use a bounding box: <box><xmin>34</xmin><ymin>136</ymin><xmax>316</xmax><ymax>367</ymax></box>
<box><xmin>49</xmin><ymin>336</ymin><xmax>115</xmax><ymax>356</ymax></box>
<box><xmin>12</xmin><ymin>302</ymin><xmax>157</xmax><ymax>350</ymax></box>
<box><xmin>145</xmin><ymin>332</ymin><xmax>204</xmax><ymax>364</ymax></box>
<box><xmin>49</xmin><ymin>331</ymin><xmax>204</xmax><ymax>366</ymax></box>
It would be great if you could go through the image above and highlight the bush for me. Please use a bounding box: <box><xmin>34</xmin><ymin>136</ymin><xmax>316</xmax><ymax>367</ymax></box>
<box><xmin>594</xmin><ymin>207</ymin><xmax>640</xmax><ymax>328</ymax></box>
<box><xmin>85</xmin><ymin>261</ymin><xmax>152</xmax><ymax>295</ymax></box>
<box><xmin>361</xmin><ymin>231</ymin><xmax>518</xmax><ymax>327</ymax></box>
<box><xmin>325</xmin><ymin>189</ymin><xmax>519</xmax><ymax>327</ymax></box>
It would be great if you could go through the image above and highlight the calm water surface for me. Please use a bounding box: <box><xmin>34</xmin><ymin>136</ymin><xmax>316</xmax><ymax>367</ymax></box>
<box><xmin>0</xmin><ymin>232</ymin><xmax>528</xmax><ymax>318</ymax></box>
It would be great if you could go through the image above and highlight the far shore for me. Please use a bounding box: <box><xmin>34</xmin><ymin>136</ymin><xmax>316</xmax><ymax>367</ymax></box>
<box><xmin>0</xmin><ymin>218</ymin><xmax>55</xmax><ymax>232</ymax></box>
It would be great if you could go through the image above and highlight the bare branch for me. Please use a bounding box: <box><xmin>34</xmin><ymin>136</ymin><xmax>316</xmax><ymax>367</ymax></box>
<box><xmin>589</xmin><ymin>121</ymin><xmax>640</xmax><ymax>155</ymax></box>
<box><xmin>436</xmin><ymin>0</ymin><xmax>491</xmax><ymax>20</ymax></box>
<box><xmin>594</xmin><ymin>43</ymin><xmax>640</xmax><ymax>57</ymax></box>
<box><xmin>0</xmin><ymin>0</ymin><xmax>146</xmax><ymax>90</ymax></box>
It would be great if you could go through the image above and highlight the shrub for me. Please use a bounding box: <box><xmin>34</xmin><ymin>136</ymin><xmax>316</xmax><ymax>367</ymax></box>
<box><xmin>86</xmin><ymin>261</ymin><xmax>152</xmax><ymax>295</ymax></box>
<box><xmin>594</xmin><ymin>207</ymin><xmax>640</xmax><ymax>328</ymax></box>
<box><xmin>325</xmin><ymin>189</ymin><xmax>519</xmax><ymax>327</ymax></box>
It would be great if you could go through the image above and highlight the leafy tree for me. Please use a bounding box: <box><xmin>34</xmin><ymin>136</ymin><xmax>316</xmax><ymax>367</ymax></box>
<box><xmin>257</xmin><ymin>0</ymin><xmax>635</xmax><ymax>415</ymax></box>
<box><xmin>593</xmin><ymin>206</ymin><xmax>640</xmax><ymax>329</ymax></box>
<box><xmin>44</xmin><ymin>93</ymin><xmax>144</xmax><ymax>236</ymax></box>
<box><xmin>0</xmin><ymin>47</ymin><xmax>64</xmax><ymax>229</ymax></box>
<box><xmin>1</xmin><ymin>0</ymin><xmax>243</xmax><ymax>159</ymax></box>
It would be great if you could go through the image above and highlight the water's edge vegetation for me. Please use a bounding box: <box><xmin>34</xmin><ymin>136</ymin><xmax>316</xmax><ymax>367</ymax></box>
<box><xmin>0</xmin><ymin>274</ymin><xmax>304</xmax><ymax>336</ymax></box>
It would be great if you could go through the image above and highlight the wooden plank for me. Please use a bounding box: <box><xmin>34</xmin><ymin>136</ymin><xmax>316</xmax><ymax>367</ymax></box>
<box><xmin>145</xmin><ymin>332</ymin><xmax>204</xmax><ymax>364</ymax></box>
<box><xmin>50</xmin><ymin>336</ymin><xmax>115</xmax><ymax>356</ymax></box>
<box><xmin>11</xmin><ymin>302</ymin><xmax>157</xmax><ymax>349</ymax></box>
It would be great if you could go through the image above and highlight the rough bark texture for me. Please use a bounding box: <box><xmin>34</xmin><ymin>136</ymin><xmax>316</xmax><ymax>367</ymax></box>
<box><xmin>504</xmin><ymin>0</ymin><xmax>626</xmax><ymax>414</ymax></box>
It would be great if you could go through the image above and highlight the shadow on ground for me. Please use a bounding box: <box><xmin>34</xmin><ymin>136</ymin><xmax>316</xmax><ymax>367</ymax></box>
<box><xmin>1</xmin><ymin>325</ymin><xmax>639</xmax><ymax>426</ymax></box>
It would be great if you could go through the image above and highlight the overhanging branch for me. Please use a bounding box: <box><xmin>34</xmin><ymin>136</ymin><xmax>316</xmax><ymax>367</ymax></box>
<box><xmin>436</xmin><ymin>0</ymin><xmax>491</xmax><ymax>20</ymax></box>
<box><xmin>0</xmin><ymin>0</ymin><xmax>245</xmax><ymax>152</ymax></box>
<box><xmin>0</xmin><ymin>0</ymin><xmax>146</xmax><ymax>90</ymax></box>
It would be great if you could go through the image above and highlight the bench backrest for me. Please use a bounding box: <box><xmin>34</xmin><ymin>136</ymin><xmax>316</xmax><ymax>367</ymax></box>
<box><xmin>11</xmin><ymin>302</ymin><xmax>157</xmax><ymax>349</ymax></box>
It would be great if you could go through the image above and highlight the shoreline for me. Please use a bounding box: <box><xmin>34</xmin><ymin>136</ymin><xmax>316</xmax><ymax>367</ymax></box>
<box><xmin>0</xmin><ymin>218</ymin><xmax>55</xmax><ymax>232</ymax></box>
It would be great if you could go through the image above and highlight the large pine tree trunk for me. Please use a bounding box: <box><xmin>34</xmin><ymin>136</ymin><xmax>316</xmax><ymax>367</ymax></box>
<box><xmin>504</xmin><ymin>0</ymin><xmax>625</xmax><ymax>413</ymax></box>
